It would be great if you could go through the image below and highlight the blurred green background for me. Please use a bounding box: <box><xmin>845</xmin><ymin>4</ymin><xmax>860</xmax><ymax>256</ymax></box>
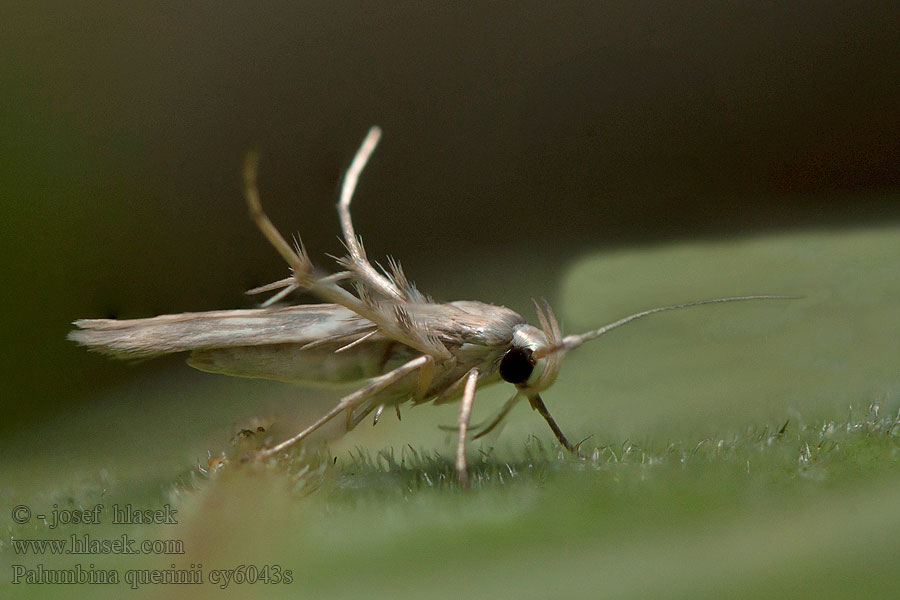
<box><xmin>2</xmin><ymin>3</ymin><xmax>900</xmax><ymax>599</ymax></box>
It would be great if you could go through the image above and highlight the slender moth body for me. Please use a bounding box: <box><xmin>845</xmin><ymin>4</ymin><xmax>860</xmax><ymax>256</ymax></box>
<box><xmin>70</xmin><ymin>127</ymin><xmax>796</xmax><ymax>487</ymax></box>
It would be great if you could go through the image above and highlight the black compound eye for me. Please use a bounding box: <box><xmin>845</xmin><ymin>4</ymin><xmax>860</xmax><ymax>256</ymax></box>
<box><xmin>499</xmin><ymin>347</ymin><xmax>536</xmax><ymax>385</ymax></box>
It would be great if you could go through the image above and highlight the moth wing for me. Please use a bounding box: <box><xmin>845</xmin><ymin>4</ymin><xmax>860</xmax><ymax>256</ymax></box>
<box><xmin>68</xmin><ymin>304</ymin><xmax>369</xmax><ymax>358</ymax></box>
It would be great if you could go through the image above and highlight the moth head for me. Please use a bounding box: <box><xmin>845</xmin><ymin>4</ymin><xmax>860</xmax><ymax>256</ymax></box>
<box><xmin>499</xmin><ymin>295</ymin><xmax>798</xmax><ymax>394</ymax></box>
<box><xmin>499</xmin><ymin>300</ymin><xmax>564</xmax><ymax>394</ymax></box>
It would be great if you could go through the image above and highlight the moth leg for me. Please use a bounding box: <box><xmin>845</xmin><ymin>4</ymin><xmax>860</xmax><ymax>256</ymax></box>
<box><xmin>352</xmin><ymin>353</ymin><xmax>433</xmax><ymax>429</ymax></box>
<box><xmin>254</xmin><ymin>354</ymin><xmax>430</xmax><ymax>460</ymax></box>
<box><xmin>455</xmin><ymin>368</ymin><xmax>480</xmax><ymax>489</ymax></box>
<box><xmin>336</xmin><ymin>126</ymin><xmax>409</xmax><ymax>302</ymax></box>
<box><xmin>528</xmin><ymin>394</ymin><xmax>583</xmax><ymax>457</ymax></box>
<box><xmin>242</xmin><ymin>149</ymin><xmax>449</xmax><ymax>359</ymax></box>
<box><xmin>243</xmin><ymin>152</ymin><xmax>315</xmax><ymax>286</ymax></box>
<box><xmin>472</xmin><ymin>392</ymin><xmax>522</xmax><ymax>440</ymax></box>
<box><xmin>414</xmin><ymin>355</ymin><xmax>435</xmax><ymax>401</ymax></box>
<box><xmin>346</xmin><ymin>400</ymin><xmax>378</xmax><ymax>431</ymax></box>
<box><xmin>431</xmin><ymin>370</ymin><xmax>472</xmax><ymax>405</ymax></box>
<box><xmin>373</xmin><ymin>404</ymin><xmax>386</xmax><ymax>425</ymax></box>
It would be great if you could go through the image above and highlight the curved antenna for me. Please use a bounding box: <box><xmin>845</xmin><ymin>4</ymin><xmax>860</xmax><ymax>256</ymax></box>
<box><xmin>540</xmin><ymin>295</ymin><xmax>800</xmax><ymax>357</ymax></box>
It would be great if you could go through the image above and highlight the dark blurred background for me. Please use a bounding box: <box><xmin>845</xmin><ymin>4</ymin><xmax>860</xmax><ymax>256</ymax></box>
<box><xmin>2</xmin><ymin>1</ymin><xmax>899</xmax><ymax>432</ymax></box>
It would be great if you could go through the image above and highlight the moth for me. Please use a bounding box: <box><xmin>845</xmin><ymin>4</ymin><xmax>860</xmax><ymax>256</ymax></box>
<box><xmin>70</xmin><ymin>127</ymin><xmax>793</xmax><ymax>487</ymax></box>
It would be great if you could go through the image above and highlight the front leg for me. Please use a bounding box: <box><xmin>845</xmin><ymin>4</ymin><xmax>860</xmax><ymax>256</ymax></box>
<box><xmin>528</xmin><ymin>394</ymin><xmax>583</xmax><ymax>457</ymax></box>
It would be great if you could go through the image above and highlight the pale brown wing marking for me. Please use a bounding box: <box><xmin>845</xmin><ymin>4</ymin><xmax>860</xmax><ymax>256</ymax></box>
<box><xmin>68</xmin><ymin>304</ymin><xmax>368</xmax><ymax>358</ymax></box>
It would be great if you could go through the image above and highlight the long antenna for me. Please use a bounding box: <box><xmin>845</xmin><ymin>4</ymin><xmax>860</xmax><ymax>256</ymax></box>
<box><xmin>543</xmin><ymin>295</ymin><xmax>800</xmax><ymax>356</ymax></box>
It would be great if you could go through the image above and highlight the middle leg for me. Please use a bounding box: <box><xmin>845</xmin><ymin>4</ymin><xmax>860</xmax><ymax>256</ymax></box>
<box><xmin>455</xmin><ymin>368</ymin><xmax>480</xmax><ymax>488</ymax></box>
